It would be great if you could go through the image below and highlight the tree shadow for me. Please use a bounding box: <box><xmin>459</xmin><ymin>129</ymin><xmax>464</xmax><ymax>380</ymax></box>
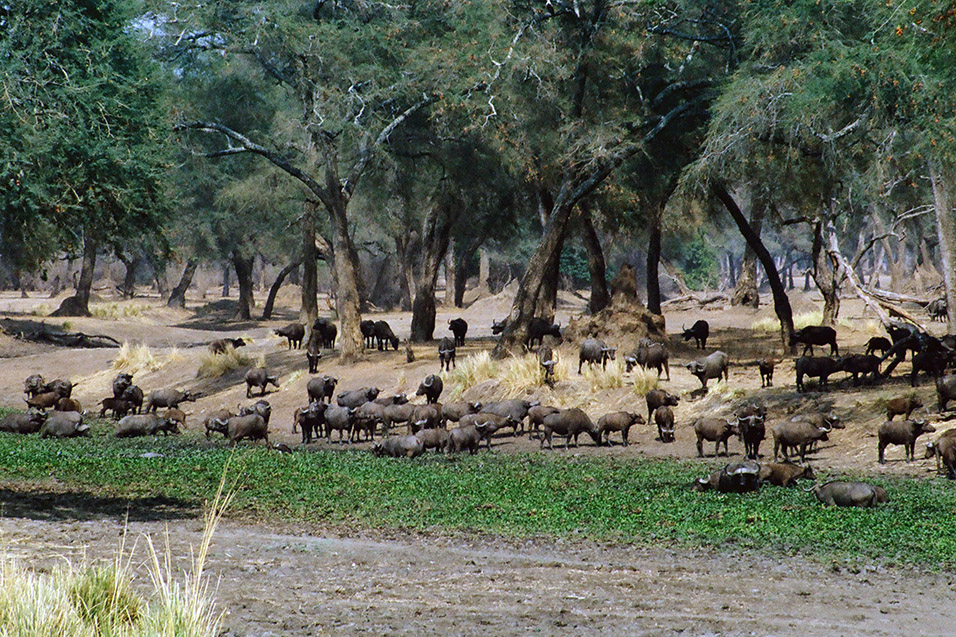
<box><xmin>0</xmin><ymin>488</ymin><xmax>198</xmax><ymax>523</ymax></box>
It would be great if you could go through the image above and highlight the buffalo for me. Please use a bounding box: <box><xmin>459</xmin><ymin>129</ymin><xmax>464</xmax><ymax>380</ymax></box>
<box><xmin>626</xmin><ymin>340</ymin><xmax>669</xmax><ymax>380</ymax></box>
<box><xmin>789</xmin><ymin>325</ymin><xmax>839</xmax><ymax>356</ymax></box>
<box><xmin>312</xmin><ymin>317</ymin><xmax>338</xmax><ymax>349</ymax></box>
<box><xmin>578</xmin><ymin>338</ymin><xmax>616</xmax><ymax>374</ymax></box>
<box><xmin>685</xmin><ymin>351</ymin><xmax>729</xmax><ymax>389</ymax></box>
<box><xmin>373</xmin><ymin>321</ymin><xmax>399</xmax><ymax>351</ymax></box>
<box><xmin>416</xmin><ymin>375</ymin><xmax>443</xmax><ymax>404</ymax></box>
<box><xmin>655</xmin><ymin>405</ymin><xmax>676</xmax><ymax>443</ymax></box>
<box><xmin>245</xmin><ymin>367</ymin><xmax>279</xmax><ymax>398</ymax></box>
<box><xmin>693</xmin><ymin>460</ymin><xmax>760</xmax><ymax>493</ymax></box>
<box><xmin>274</xmin><ymin>323</ymin><xmax>305</xmax><ymax>349</ymax></box>
<box><xmin>527</xmin><ymin>317</ymin><xmax>561</xmax><ymax>349</ymax></box>
<box><xmin>757</xmin><ymin>358</ymin><xmax>776</xmax><ymax>387</ymax></box>
<box><xmin>540</xmin><ymin>408</ymin><xmax>600</xmax><ymax>449</ymax></box>
<box><xmin>694</xmin><ymin>417</ymin><xmax>737</xmax><ymax>457</ymax></box>
<box><xmin>438</xmin><ymin>337</ymin><xmax>456</xmax><ymax>372</ymax></box>
<box><xmin>810</xmin><ymin>481</ymin><xmax>888</xmax><ymax>507</ymax></box>
<box><xmin>307</xmin><ymin>375</ymin><xmax>337</xmax><ymax>404</ymax></box>
<box><xmin>596</xmin><ymin>411</ymin><xmax>646</xmax><ymax>447</ymax></box>
<box><xmin>795</xmin><ymin>357</ymin><xmax>840</xmax><ymax>392</ymax></box>
<box><xmin>448</xmin><ymin>318</ymin><xmax>468</xmax><ymax>346</ymax></box>
<box><xmin>878</xmin><ymin>419</ymin><xmax>935</xmax><ymax>463</ymax></box>
<box><xmin>681</xmin><ymin>320</ymin><xmax>709</xmax><ymax>349</ymax></box>
<box><xmin>645</xmin><ymin>389</ymin><xmax>679</xmax><ymax>422</ymax></box>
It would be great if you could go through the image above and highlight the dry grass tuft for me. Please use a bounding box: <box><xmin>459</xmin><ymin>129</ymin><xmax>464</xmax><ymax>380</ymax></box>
<box><xmin>112</xmin><ymin>342</ymin><xmax>164</xmax><ymax>373</ymax></box>
<box><xmin>90</xmin><ymin>302</ymin><xmax>151</xmax><ymax>320</ymax></box>
<box><xmin>442</xmin><ymin>351</ymin><xmax>500</xmax><ymax>400</ymax></box>
<box><xmin>197</xmin><ymin>347</ymin><xmax>253</xmax><ymax>379</ymax></box>
<box><xmin>629</xmin><ymin>366</ymin><xmax>661</xmax><ymax>397</ymax></box>
<box><xmin>582</xmin><ymin>358</ymin><xmax>626</xmax><ymax>392</ymax></box>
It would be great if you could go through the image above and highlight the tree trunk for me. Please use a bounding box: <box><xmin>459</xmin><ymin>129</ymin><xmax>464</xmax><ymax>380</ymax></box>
<box><xmin>117</xmin><ymin>252</ymin><xmax>139</xmax><ymax>299</ymax></box>
<box><xmin>167</xmin><ymin>260</ymin><xmax>198</xmax><ymax>308</ymax></box>
<box><xmin>871</xmin><ymin>209</ymin><xmax>905</xmax><ymax>293</ymax></box>
<box><xmin>411</xmin><ymin>200</ymin><xmax>453</xmax><ymax>342</ymax></box>
<box><xmin>929</xmin><ymin>158</ymin><xmax>956</xmax><ymax>333</ymax></box>
<box><xmin>52</xmin><ymin>236</ymin><xmax>97</xmax><ymax>317</ymax></box>
<box><xmin>221</xmin><ymin>264</ymin><xmax>231</xmax><ymax>297</ymax></box>
<box><xmin>493</xmin><ymin>201</ymin><xmax>575</xmax><ymax>356</ymax></box>
<box><xmin>262</xmin><ymin>258</ymin><xmax>302</xmax><ymax>320</ymax></box>
<box><xmin>232</xmin><ymin>250</ymin><xmax>255</xmax><ymax>320</ymax></box>
<box><xmin>536</xmin><ymin>233</ymin><xmax>563</xmax><ymax>321</ymax></box>
<box><xmin>478</xmin><ymin>248</ymin><xmax>491</xmax><ymax>295</ymax></box>
<box><xmin>444</xmin><ymin>236</ymin><xmax>457</xmax><ymax>307</ymax></box>
<box><xmin>714</xmin><ymin>184</ymin><xmax>795</xmax><ymax>352</ymax></box>
<box><xmin>646</xmin><ymin>204</ymin><xmax>663</xmax><ymax>315</ymax></box>
<box><xmin>327</xmin><ymin>193</ymin><xmax>364</xmax><ymax>362</ymax></box>
<box><xmin>395</xmin><ymin>233</ymin><xmax>417</xmax><ymax>311</ymax></box>
<box><xmin>300</xmin><ymin>206</ymin><xmax>319</xmax><ymax>326</ymax></box>
<box><xmin>811</xmin><ymin>220</ymin><xmax>840</xmax><ymax>325</ymax></box>
<box><xmin>732</xmin><ymin>198</ymin><xmax>765</xmax><ymax>308</ymax></box>
<box><xmin>581</xmin><ymin>208</ymin><xmax>609</xmax><ymax>314</ymax></box>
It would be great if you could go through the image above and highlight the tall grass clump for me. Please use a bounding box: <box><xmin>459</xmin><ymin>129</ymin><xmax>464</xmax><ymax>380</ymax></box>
<box><xmin>197</xmin><ymin>347</ymin><xmax>253</xmax><ymax>379</ymax></box>
<box><xmin>752</xmin><ymin>311</ymin><xmax>850</xmax><ymax>332</ymax></box>
<box><xmin>442</xmin><ymin>351</ymin><xmax>499</xmax><ymax>399</ymax></box>
<box><xmin>90</xmin><ymin>302</ymin><xmax>151</xmax><ymax>320</ymax></box>
<box><xmin>629</xmin><ymin>365</ymin><xmax>661</xmax><ymax>397</ymax></box>
<box><xmin>112</xmin><ymin>342</ymin><xmax>163</xmax><ymax>373</ymax></box>
<box><xmin>582</xmin><ymin>357</ymin><xmax>625</xmax><ymax>392</ymax></box>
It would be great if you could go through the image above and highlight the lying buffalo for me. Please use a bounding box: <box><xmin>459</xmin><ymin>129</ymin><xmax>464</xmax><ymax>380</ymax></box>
<box><xmin>693</xmin><ymin>460</ymin><xmax>761</xmax><ymax>493</ymax></box>
<box><xmin>759</xmin><ymin>463</ymin><xmax>815</xmax><ymax>487</ymax></box>
<box><xmin>373</xmin><ymin>435</ymin><xmax>425</xmax><ymax>458</ymax></box>
<box><xmin>39</xmin><ymin>411</ymin><xmax>89</xmax><ymax>438</ymax></box>
<box><xmin>0</xmin><ymin>410</ymin><xmax>46</xmax><ymax>434</ymax></box>
<box><xmin>809</xmin><ymin>481</ymin><xmax>888</xmax><ymax>507</ymax></box>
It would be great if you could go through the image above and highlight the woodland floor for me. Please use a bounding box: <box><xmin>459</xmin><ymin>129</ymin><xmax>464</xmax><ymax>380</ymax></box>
<box><xmin>0</xmin><ymin>285</ymin><xmax>954</xmax><ymax>635</ymax></box>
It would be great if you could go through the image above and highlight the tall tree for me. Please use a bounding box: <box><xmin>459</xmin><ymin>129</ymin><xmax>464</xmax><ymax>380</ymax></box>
<box><xmin>1</xmin><ymin>0</ymin><xmax>172</xmax><ymax>315</ymax></box>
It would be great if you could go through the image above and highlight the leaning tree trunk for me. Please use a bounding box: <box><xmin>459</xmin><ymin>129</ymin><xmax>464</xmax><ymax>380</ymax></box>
<box><xmin>811</xmin><ymin>220</ymin><xmax>840</xmax><ymax>325</ymax></box>
<box><xmin>300</xmin><ymin>206</ymin><xmax>320</xmax><ymax>326</ymax></box>
<box><xmin>929</xmin><ymin>158</ymin><xmax>956</xmax><ymax>333</ymax></box>
<box><xmin>581</xmin><ymin>208</ymin><xmax>609</xmax><ymax>314</ymax></box>
<box><xmin>262</xmin><ymin>258</ymin><xmax>302</xmax><ymax>320</ymax></box>
<box><xmin>221</xmin><ymin>264</ymin><xmax>231</xmax><ymax>298</ymax></box>
<box><xmin>167</xmin><ymin>260</ymin><xmax>198</xmax><ymax>308</ymax></box>
<box><xmin>444</xmin><ymin>236</ymin><xmax>457</xmax><ymax>307</ymax></box>
<box><xmin>232</xmin><ymin>250</ymin><xmax>255</xmax><ymax>320</ymax></box>
<box><xmin>646</xmin><ymin>204</ymin><xmax>663</xmax><ymax>315</ymax></box>
<box><xmin>52</xmin><ymin>235</ymin><xmax>97</xmax><ymax>317</ymax></box>
<box><xmin>410</xmin><ymin>200</ymin><xmax>453</xmax><ymax>342</ymax></box>
<box><xmin>714</xmin><ymin>184</ymin><xmax>796</xmax><ymax>352</ymax></box>
<box><xmin>732</xmin><ymin>198</ymin><xmax>765</xmax><ymax>308</ymax></box>
<box><xmin>493</xmin><ymin>202</ymin><xmax>575</xmax><ymax>357</ymax></box>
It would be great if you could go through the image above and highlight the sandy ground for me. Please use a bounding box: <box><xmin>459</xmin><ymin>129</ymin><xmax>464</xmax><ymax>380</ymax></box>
<box><xmin>1</xmin><ymin>286</ymin><xmax>956</xmax><ymax>635</ymax></box>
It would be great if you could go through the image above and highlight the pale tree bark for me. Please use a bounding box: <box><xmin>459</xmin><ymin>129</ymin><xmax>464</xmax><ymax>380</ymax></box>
<box><xmin>811</xmin><ymin>219</ymin><xmax>840</xmax><ymax>326</ymax></box>
<box><xmin>52</xmin><ymin>236</ymin><xmax>97</xmax><ymax>317</ymax></box>
<box><xmin>646</xmin><ymin>204</ymin><xmax>663</xmax><ymax>314</ymax></box>
<box><xmin>929</xmin><ymin>158</ymin><xmax>956</xmax><ymax>333</ymax></box>
<box><xmin>300</xmin><ymin>205</ymin><xmax>319</xmax><ymax>326</ymax></box>
<box><xmin>116</xmin><ymin>251</ymin><xmax>140</xmax><ymax>299</ymax></box>
<box><xmin>411</xmin><ymin>200</ymin><xmax>453</xmax><ymax>342</ymax></box>
<box><xmin>534</xmin><ymin>189</ymin><xmax>562</xmax><ymax>320</ymax></box>
<box><xmin>871</xmin><ymin>209</ymin><xmax>905</xmax><ymax>293</ymax></box>
<box><xmin>732</xmin><ymin>196</ymin><xmax>764</xmax><ymax>308</ymax></box>
<box><xmin>714</xmin><ymin>184</ymin><xmax>795</xmax><ymax>351</ymax></box>
<box><xmin>167</xmin><ymin>259</ymin><xmax>198</xmax><ymax>308</ymax></box>
<box><xmin>394</xmin><ymin>233</ymin><xmax>418</xmax><ymax>311</ymax></box>
<box><xmin>444</xmin><ymin>236</ymin><xmax>457</xmax><ymax>307</ymax></box>
<box><xmin>232</xmin><ymin>250</ymin><xmax>255</xmax><ymax>320</ymax></box>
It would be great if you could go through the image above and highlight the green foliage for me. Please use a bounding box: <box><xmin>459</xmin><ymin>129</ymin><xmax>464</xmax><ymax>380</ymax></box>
<box><xmin>680</xmin><ymin>234</ymin><xmax>720</xmax><ymax>290</ymax></box>
<box><xmin>0</xmin><ymin>411</ymin><xmax>953</xmax><ymax>565</ymax></box>
<box><xmin>559</xmin><ymin>246</ymin><xmax>590</xmax><ymax>287</ymax></box>
<box><xmin>0</xmin><ymin>0</ymin><xmax>173</xmax><ymax>270</ymax></box>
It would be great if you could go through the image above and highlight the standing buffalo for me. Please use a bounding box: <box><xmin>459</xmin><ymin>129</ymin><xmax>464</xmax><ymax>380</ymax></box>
<box><xmin>336</xmin><ymin>387</ymin><xmax>380</xmax><ymax>409</ymax></box>
<box><xmin>937</xmin><ymin>374</ymin><xmax>956</xmax><ymax>412</ymax></box>
<box><xmin>307</xmin><ymin>375</ymin><xmax>337</xmax><ymax>404</ymax></box>
<box><xmin>771</xmin><ymin>421</ymin><xmax>829</xmax><ymax>463</ymax></box>
<box><xmin>757</xmin><ymin>358</ymin><xmax>776</xmax><ymax>387</ymax></box>
<box><xmin>694</xmin><ymin>418</ymin><xmax>737</xmax><ymax>457</ymax></box>
<box><xmin>482</xmin><ymin>399</ymin><xmax>538</xmax><ymax>435</ymax></box>
<box><xmin>645</xmin><ymin>389</ymin><xmax>679</xmax><ymax>422</ymax></box>
<box><xmin>373</xmin><ymin>321</ymin><xmax>399</xmax><ymax>351</ymax></box>
<box><xmin>416</xmin><ymin>375</ymin><xmax>443</xmax><ymax>404</ymax></box>
<box><xmin>527</xmin><ymin>317</ymin><xmax>561</xmax><ymax>349</ymax></box>
<box><xmin>112</xmin><ymin>372</ymin><xmax>133</xmax><ymax>398</ymax></box>
<box><xmin>578</xmin><ymin>338</ymin><xmax>616</xmax><ymax>374</ymax></box>
<box><xmin>626</xmin><ymin>339</ymin><xmax>669</xmax><ymax>380</ymax></box>
<box><xmin>274</xmin><ymin>323</ymin><xmax>305</xmax><ymax>349</ymax></box>
<box><xmin>928</xmin><ymin>298</ymin><xmax>947</xmax><ymax>322</ymax></box>
<box><xmin>438</xmin><ymin>337</ymin><xmax>456</xmax><ymax>371</ymax></box>
<box><xmin>306</xmin><ymin>329</ymin><xmax>323</xmax><ymax>374</ymax></box>
<box><xmin>209</xmin><ymin>338</ymin><xmax>246</xmax><ymax>355</ymax></box>
<box><xmin>681</xmin><ymin>320</ymin><xmax>709</xmax><ymax>349</ymax></box>
<box><xmin>360</xmin><ymin>320</ymin><xmax>376</xmax><ymax>348</ymax></box>
<box><xmin>878</xmin><ymin>419</ymin><xmax>935</xmax><ymax>463</ymax></box>
<box><xmin>597</xmin><ymin>412</ymin><xmax>646</xmax><ymax>447</ymax></box>
<box><xmin>735</xmin><ymin>403</ymin><xmax>767</xmax><ymax>460</ymax></box>
<box><xmin>540</xmin><ymin>408</ymin><xmax>600</xmax><ymax>449</ymax></box>
<box><xmin>654</xmin><ymin>406</ymin><xmax>676</xmax><ymax>443</ymax></box>
<box><xmin>312</xmin><ymin>317</ymin><xmax>338</xmax><ymax>349</ymax></box>
<box><xmin>795</xmin><ymin>356</ymin><xmax>840</xmax><ymax>392</ymax></box>
<box><xmin>538</xmin><ymin>345</ymin><xmax>557</xmax><ymax>385</ymax></box>
<box><xmin>865</xmin><ymin>336</ymin><xmax>892</xmax><ymax>357</ymax></box>
<box><xmin>293</xmin><ymin>401</ymin><xmax>327</xmax><ymax>444</ymax></box>
<box><xmin>789</xmin><ymin>326</ymin><xmax>839</xmax><ymax>356</ymax></box>
<box><xmin>145</xmin><ymin>389</ymin><xmax>195</xmax><ymax>412</ymax></box>
<box><xmin>245</xmin><ymin>367</ymin><xmax>279</xmax><ymax>398</ymax></box>
<box><xmin>685</xmin><ymin>351</ymin><xmax>729</xmax><ymax>389</ymax></box>
<box><xmin>448</xmin><ymin>318</ymin><xmax>468</xmax><ymax>346</ymax></box>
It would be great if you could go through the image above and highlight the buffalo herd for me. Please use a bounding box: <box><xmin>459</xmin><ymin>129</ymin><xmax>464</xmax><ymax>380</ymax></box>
<box><xmin>8</xmin><ymin>309</ymin><xmax>956</xmax><ymax>507</ymax></box>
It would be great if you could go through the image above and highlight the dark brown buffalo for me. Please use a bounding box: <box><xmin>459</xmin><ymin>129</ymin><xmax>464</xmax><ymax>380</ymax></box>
<box><xmin>245</xmin><ymin>367</ymin><xmax>279</xmax><ymax>398</ymax></box>
<box><xmin>654</xmin><ymin>406</ymin><xmax>676</xmax><ymax>443</ymax></box>
<box><xmin>789</xmin><ymin>325</ymin><xmax>839</xmax><ymax>356</ymax></box>
<box><xmin>645</xmin><ymin>389</ymin><xmax>679</xmax><ymax>422</ymax></box>
<box><xmin>681</xmin><ymin>320</ymin><xmax>709</xmax><ymax>349</ymax></box>
<box><xmin>597</xmin><ymin>412</ymin><xmax>646</xmax><ymax>447</ymax></box>
<box><xmin>887</xmin><ymin>395</ymin><xmax>923</xmax><ymax>420</ymax></box>
<box><xmin>274</xmin><ymin>323</ymin><xmax>305</xmax><ymax>349</ymax></box>
<box><xmin>694</xmin><ymin>417</ymin><xmax>737</xmax><ymax>457</ymax></box>
<box><xmin>878</xmin><ymin>420</ymin><xmax>936</xmax><ymax>463</ymax></box>
<box><xmin>541</xmin><ymin>408</ymin><xmax>600</xmax><ymax>449</ymax></box>
<box><xmin>757</xmin><ymin>358</ymin><xmax>776</xmax><ymax>387</ymax></box>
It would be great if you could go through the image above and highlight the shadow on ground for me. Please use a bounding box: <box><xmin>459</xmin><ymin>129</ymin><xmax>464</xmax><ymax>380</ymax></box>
<box><xmin>0</xmin><ymin>488</ymin><xmax>198</xmax><ymax>522</ymax></box>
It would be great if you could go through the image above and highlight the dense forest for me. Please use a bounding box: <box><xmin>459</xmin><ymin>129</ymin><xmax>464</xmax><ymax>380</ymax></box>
<box><xmin>2</xmin><ymin>0</ymin><xmax>955</xmax><ymax>360</ymax></box>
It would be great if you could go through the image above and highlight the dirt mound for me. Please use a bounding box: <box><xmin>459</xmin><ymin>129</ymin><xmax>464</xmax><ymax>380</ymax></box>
<box><xmin>464</xmin><ymin>279</ymin><xmax>519</xmax><ymax>318</ymax></box>
<box><xmin>562</xmin><ymin>297</ymin><xmax>666</xmax><ymax>356</ymax></box>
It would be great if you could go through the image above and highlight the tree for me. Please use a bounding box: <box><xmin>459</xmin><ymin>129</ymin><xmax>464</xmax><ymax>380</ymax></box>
<box><xmin>0</xmin><ymin>0</ymin><xmax>172</xmax><ymax>315</ymax></box>
<box><xmin>486</xmin><ymin>1</ymin><xmax>731</xmax><ymax>354</ymax></box>
<box><xmin>164</xmin><ymin>1</ymin><xmax>491</xmax><ymax>360</ymax></box>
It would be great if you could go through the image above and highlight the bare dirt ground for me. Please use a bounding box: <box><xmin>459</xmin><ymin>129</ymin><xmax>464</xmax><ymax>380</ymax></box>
<box><xmin>1</xmin><ymin>286</ymin><xmax>955</xmax><ymax>635</ymax></box>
